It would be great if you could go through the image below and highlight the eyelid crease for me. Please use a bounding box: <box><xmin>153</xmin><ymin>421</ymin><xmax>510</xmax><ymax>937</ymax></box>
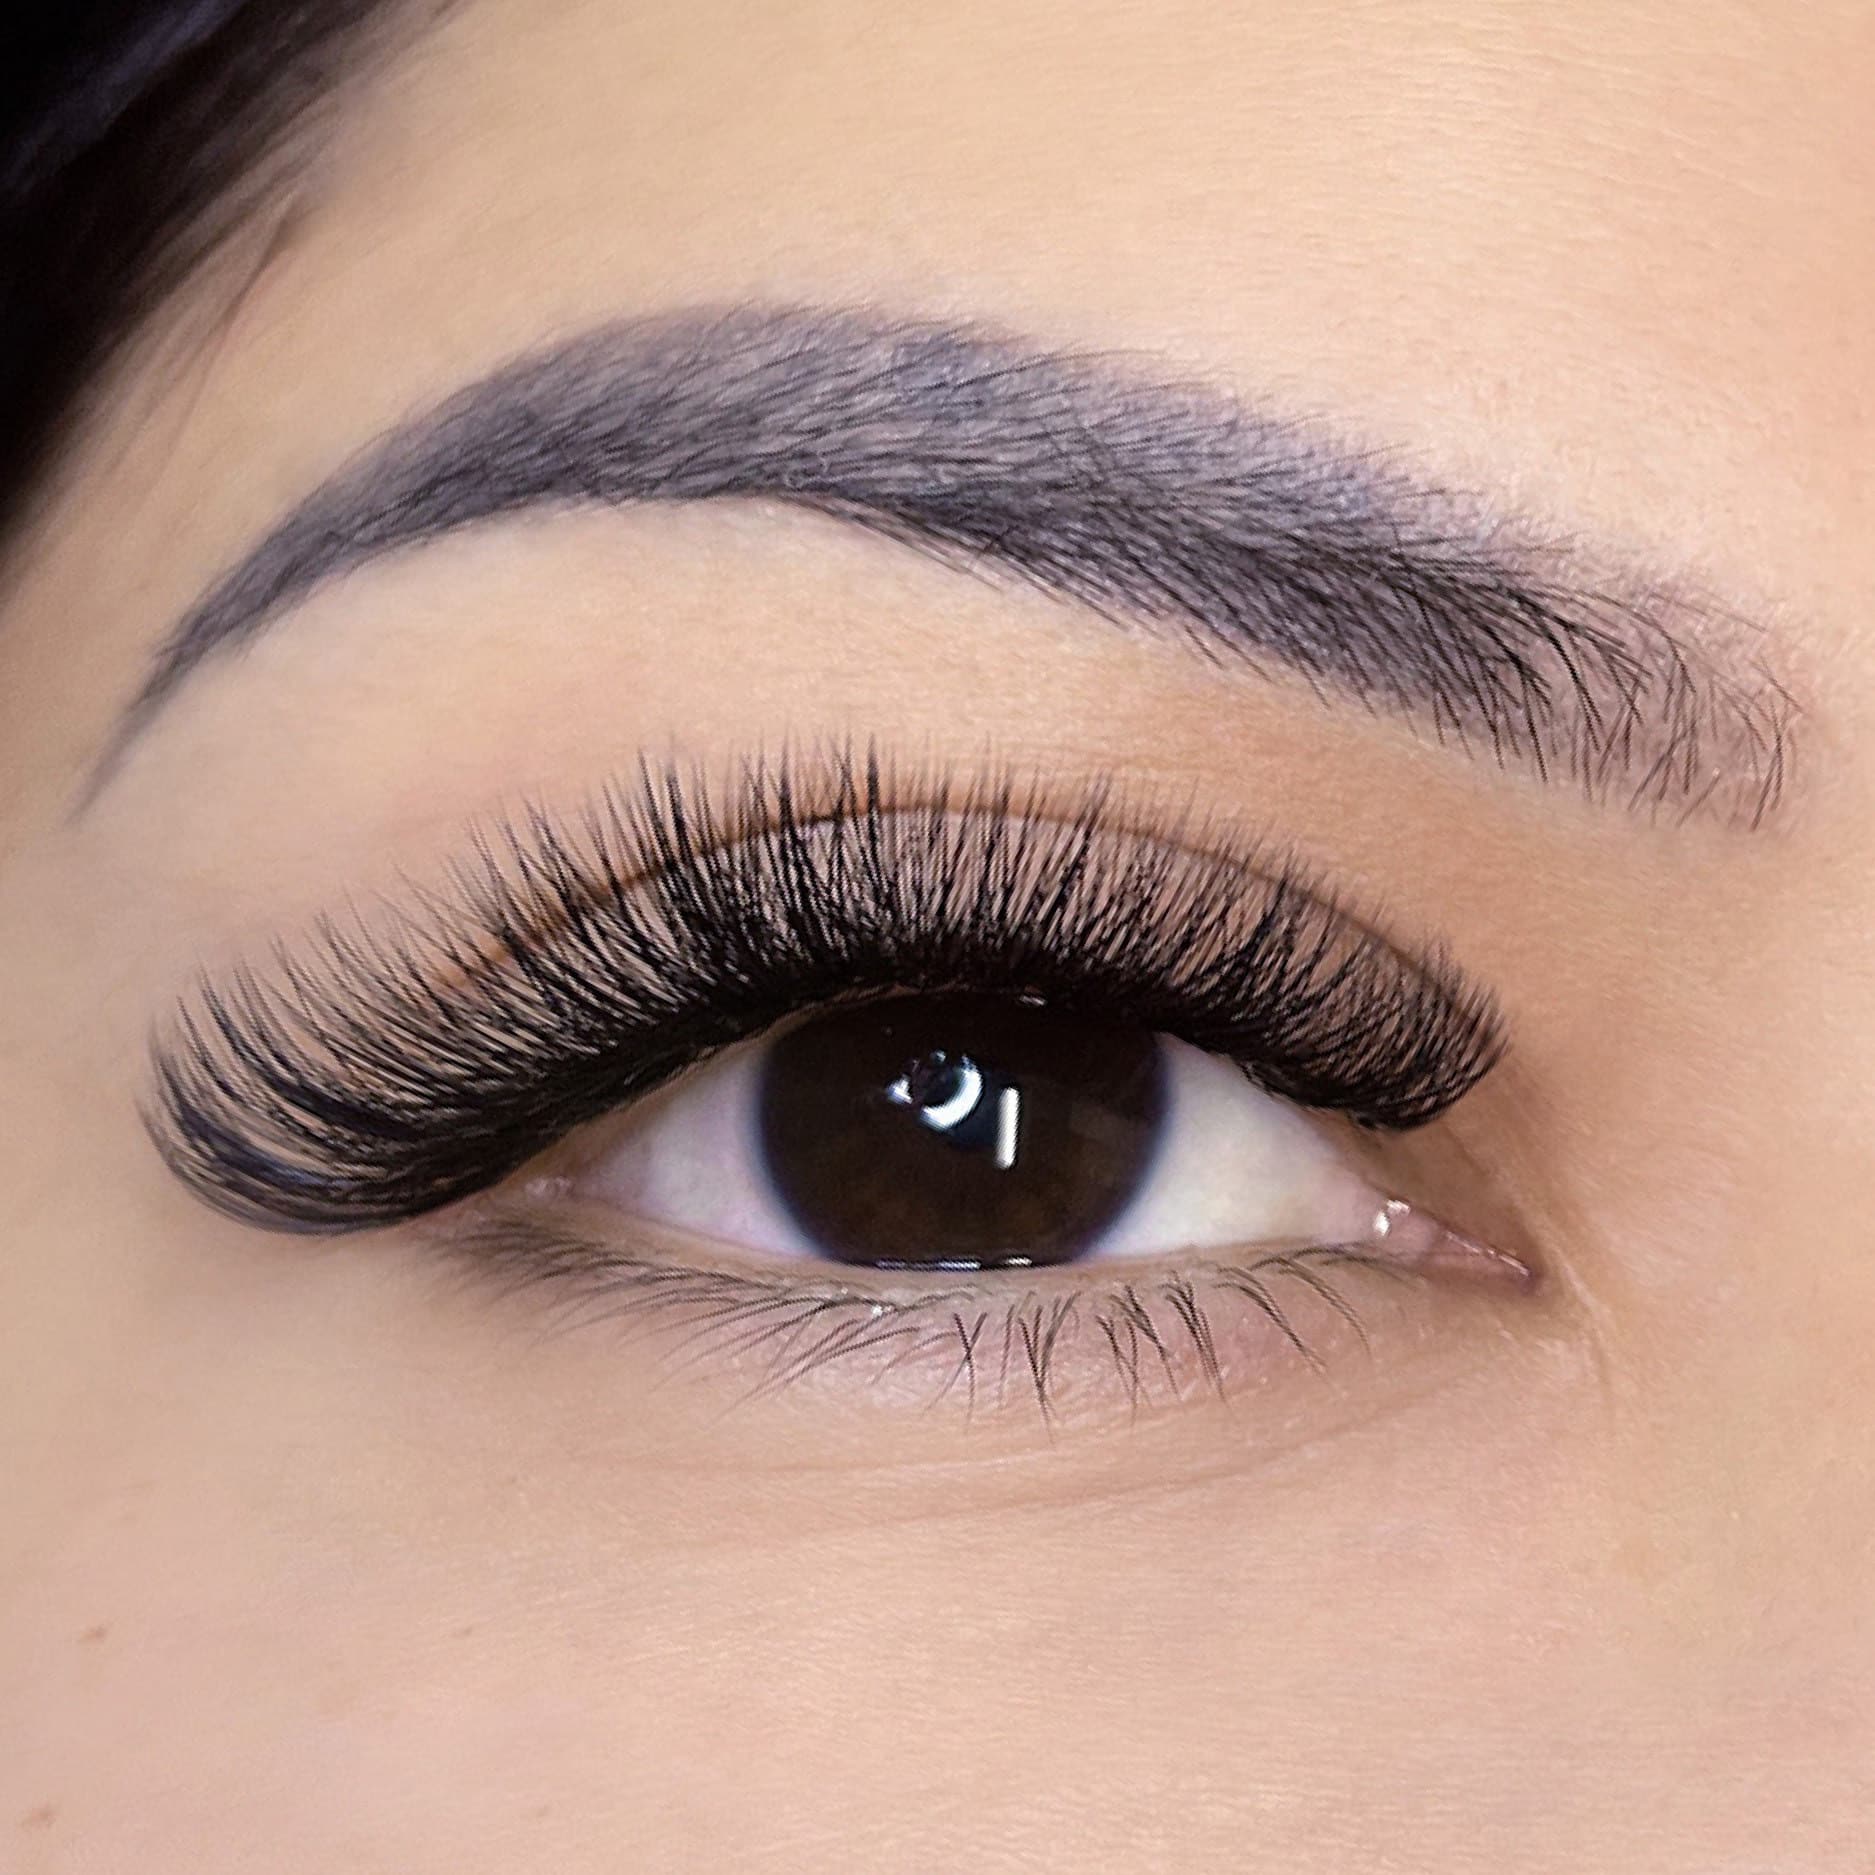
<box><xmin>146</xmin><ymin>741</ymin><xmax>1506</xmax><ymax>1234</ymax></box>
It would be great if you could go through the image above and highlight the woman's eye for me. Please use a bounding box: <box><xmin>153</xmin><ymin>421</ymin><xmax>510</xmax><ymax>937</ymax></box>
<box><xmin>150</xmin><ymin>775</ymin><xmax>1526</xmax><ymax>1423</ymax></box>
<box><xmin>567</xmin><ymin>992</ymin><xmax>1398</xmax><ymax>1272</ymax></box>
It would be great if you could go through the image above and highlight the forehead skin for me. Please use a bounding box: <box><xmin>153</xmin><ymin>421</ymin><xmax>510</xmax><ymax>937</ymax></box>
<box><xmin>2</xmin><ymin>1</ymin><xmax>1874</xmax><ymax>1870</ymax></box>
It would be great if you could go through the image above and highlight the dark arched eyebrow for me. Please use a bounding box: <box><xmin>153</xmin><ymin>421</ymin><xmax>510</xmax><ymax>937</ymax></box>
<box><xmin>85</xmin><ymin>303</ymin><xmax>1794</xmax><ymax>825</ymax></box>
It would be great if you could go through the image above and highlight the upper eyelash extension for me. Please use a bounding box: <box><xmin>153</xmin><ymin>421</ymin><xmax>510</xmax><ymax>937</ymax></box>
<box><xmin>148</xmin><ymin>744</ymin><xmax>1506</xmax><ymax>1232</ymax></box>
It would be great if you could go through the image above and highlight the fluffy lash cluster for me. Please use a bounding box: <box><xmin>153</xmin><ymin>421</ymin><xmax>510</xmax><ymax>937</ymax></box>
<box><xmin>149</xmin><ymin>750</ymin><xmax>1503</xmax><ymax>1232</ymax></box>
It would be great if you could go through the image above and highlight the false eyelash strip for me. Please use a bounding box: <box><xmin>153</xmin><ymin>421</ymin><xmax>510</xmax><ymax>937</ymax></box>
<box><xmin>149</xmin><ymin>746</ymin><xmax>1505</xmax><ymax>1232</ymax></box>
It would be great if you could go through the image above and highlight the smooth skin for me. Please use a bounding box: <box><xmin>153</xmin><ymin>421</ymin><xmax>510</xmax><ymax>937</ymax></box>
<box><xmin>3</xmin><ymin>0</ymin><xmax>1874</xmax><ymax>1867</ymax></box>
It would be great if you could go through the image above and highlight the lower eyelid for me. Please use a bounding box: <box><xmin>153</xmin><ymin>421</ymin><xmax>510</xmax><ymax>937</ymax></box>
<box><xmin>427</xmin><ymin>1198</ymin><xmax>1531</xmax><ymax>1431</ymax></box>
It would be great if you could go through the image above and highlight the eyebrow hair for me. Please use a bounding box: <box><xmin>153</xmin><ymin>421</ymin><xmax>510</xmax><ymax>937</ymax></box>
<box><xmin>86</xmin><ymin>302</ymin><xmax>1794</xmax><ymax>824</ymax></box>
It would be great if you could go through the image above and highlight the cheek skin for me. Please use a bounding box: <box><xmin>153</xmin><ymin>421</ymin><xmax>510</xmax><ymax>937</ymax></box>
<box><xmin>0</xmin><ymin>1234</ymin><xmax>1854</xmax><ymax>1870</ymax></box>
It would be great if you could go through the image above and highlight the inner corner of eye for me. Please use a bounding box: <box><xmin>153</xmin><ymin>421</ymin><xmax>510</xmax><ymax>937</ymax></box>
<box><xmin>553</xmin><ymin>991</ymin><xmax>1392</xmax><ymax>1275</ymax></box>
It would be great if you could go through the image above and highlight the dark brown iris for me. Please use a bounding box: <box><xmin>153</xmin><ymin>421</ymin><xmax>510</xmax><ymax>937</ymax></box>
<box><xmin>756</xmin><ymin>992</ymin><xmax>1167</xmax><ymax>1268</ymax></box>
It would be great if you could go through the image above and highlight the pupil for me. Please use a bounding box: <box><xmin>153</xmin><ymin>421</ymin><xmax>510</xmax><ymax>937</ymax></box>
<box><xmin>756</xmin><ymin>992</ymin><xmax>1168</xmax><ymax>1268</ymax></box>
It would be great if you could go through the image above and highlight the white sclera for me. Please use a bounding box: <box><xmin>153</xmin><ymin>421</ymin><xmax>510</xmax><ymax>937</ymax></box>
<box><xmin>1092</xmin><ymin>1036</ymin><xmax>1384</xmax><ymax>1255</ymax></box>
<box><xmin>574</xmin><ymin>1028</ymin><xmax>1390</xmax><ymax>1265</ymax></box>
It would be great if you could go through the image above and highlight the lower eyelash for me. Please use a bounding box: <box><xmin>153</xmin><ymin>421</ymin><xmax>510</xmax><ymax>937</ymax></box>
<box><xmin>439</xmin><ymin>1211</ymin><xmax>1410</xmax><ymax>1422</ymax></box>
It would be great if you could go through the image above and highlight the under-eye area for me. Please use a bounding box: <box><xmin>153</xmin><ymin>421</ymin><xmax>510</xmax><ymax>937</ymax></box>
<box><xmin>148</xmin><ymin>746</ymin><xmax>1533</xmax><ymax>1425</ymax></box>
